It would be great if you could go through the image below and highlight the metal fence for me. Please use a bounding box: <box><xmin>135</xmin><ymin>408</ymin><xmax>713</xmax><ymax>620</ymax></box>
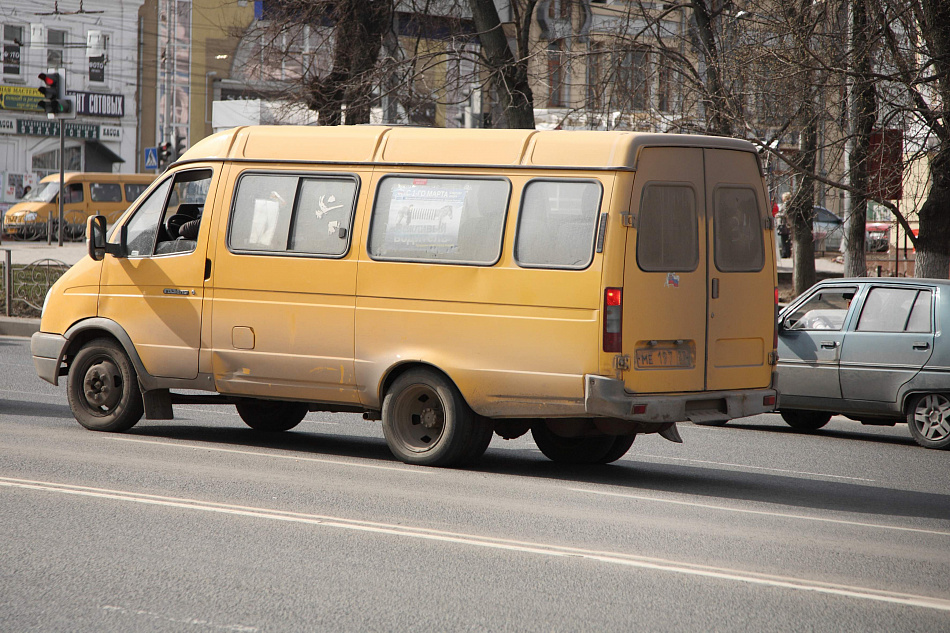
<box><xmin>0</xmin><ymin>250</ymin><xmax>70</xmax><ymax>318</ymax></box>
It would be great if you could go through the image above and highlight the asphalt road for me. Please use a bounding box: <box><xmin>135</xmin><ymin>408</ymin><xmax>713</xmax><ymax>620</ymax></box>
<box><xmin>2</xmin><ymin>335</ymin><xmax>948</xmax><ymax>632</ymax></box>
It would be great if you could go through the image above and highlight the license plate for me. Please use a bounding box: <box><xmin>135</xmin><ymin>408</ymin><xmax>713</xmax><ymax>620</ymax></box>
<box><xmin>635</xmin><ymin>346</ymin><xmax>693</xmax><ymax>369</ymax></box>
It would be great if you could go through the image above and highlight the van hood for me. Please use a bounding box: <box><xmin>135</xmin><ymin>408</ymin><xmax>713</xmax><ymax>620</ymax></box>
<box><xmin>4</xmin><ymin>202</ymin><xmax>47</xmax><ymax>219</ymax></box>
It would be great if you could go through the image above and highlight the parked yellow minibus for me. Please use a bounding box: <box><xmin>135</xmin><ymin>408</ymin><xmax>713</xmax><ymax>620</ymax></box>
<box><xmin>3</xmin><ymin>172</ymin><xmax>154</xmax><ymax>239</ymax></box>
<box><xmin>32</xmin><ymin>126</ymin><xmax>777</xmax><ymax>466</ymax></box>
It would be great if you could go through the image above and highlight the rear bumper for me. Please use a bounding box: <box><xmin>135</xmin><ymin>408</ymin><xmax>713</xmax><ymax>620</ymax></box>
<box><xmin>31</xmin><ymin>332</ymin><xmax>68</xmax><ymax>386</ymax></box>
<box><xmin>584</xmin><ymin>375</ymin><xmax>776</xmax><ymax>424</ymax></box>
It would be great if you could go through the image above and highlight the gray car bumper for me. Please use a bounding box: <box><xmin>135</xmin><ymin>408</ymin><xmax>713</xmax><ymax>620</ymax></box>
<box><xmin>585</xmin><ymin>374</ymin><xmax>776</xmax><ymax>424</ymax></box>
<box><xmin>31</xmin><ymin>332</ymin><xmax>68</xmax><ymax>386</ymax></box>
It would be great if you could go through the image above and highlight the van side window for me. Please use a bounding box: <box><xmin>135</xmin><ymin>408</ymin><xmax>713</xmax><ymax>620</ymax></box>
<box><xmin>64</xmin><ymin>183</ymin><xmax>84</xmax><ymax>204</ymax></box>
<box><xmin>123</xmin><ymin>179</ymin><xmax>172</xmax><ymax>256</ymax></box>
<box><xmin>714</xmin><ymin>186</ymin><xmax>764</xmax><ymax>272</ymax></box>
<box><xmin>290</xmin><ymin>178</ymin><xmax>358</xmax><ymax>255</ymax></box>
<box><xmin>368</xmin><ymin>176</ymin><xmax>509</xmax><ymax>265</ymax></box>
<box><xmin>515</xmin><ymin>180</ymin><xmax>601</xmax><ymax>269</ymax></box>
<box><xmin>857</xmin><ymin>288</ymin><xmax>932</xmax><ymax>333</ymax></box>
<box><xmin>125</xmin><ymin>183</ymin><xmax>149</xmax><ymax>203</ymax></box>
<box><xmin>90</xmin><ymin>183</ymin><xmax>122</xmax><ymax>202</ymax></box>
<box><xmin>637</xmin><ymin>184</ymin><xmax>698</xmax><ymax>272</ymax></box>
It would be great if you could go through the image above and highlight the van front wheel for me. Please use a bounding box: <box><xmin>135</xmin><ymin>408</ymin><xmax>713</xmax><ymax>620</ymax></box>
<box><xmin>382</xmin><ymin>369</ymin><xmax>480</xmax><ymax>467</ymax></box>
<box><xmin>67</xmin><ymin>338</ymin><xmax>144</xmax><ymax>432</ymax></box>
<box><xmin>530</xmin><ymin>422</ymin><xmax>617</xmax><ymax>464</ymax></box>
<box><xmin>236</xmin><ymin>400</ymin><xmax>308</xmax><ymax>432</ymax></box>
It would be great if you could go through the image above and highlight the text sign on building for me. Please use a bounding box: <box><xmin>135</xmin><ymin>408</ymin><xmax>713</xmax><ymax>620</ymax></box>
<box><xmin>17</xmin><ymin>119</ymin><xmax>99</xmax><ymax>139</ymax></box>
<box><xmin>70</xmin><ymin>91</ymin><xmax>125</xmax><ymax>117</ymax></box>
<box><xmin>0</xmin><ymin>85</ymin><xmax>42</xmax><ymax>111</ymax></box>
<box><xmin>0</xmin><ymin>117</ymin><xmax>15</xmax><ymax>134</ymax></box>
<box><xmin>88</xmin><ymin>56</ymin><xmax>106</xmax><ymax>83</ymax></box>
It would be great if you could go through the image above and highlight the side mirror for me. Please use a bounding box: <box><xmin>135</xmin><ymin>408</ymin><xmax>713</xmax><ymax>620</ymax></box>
<box><xmin>87</xmin><ymin>215</ymin><xmax>106</xmax><ymax>261</ymax></box>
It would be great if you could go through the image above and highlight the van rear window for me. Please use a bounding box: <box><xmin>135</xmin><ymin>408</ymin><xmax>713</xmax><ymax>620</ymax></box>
<box><xmin>713</xmin><ymin>186</ymin><xmax>764</xmax><ymax>272</ymax></box>
<box><xmin>636</xmin><ymin>184</ymin><xmax>698</xmax><ymax>272</ymax></box>
<box><xmin>515</xmin><ymin>180</ymin><xmax>601</xmax><ymax>269</ymax></box>
<box><xmin>368</xmin><ymin>176</ymin><xmax>509</xmax><ymax>265</ymax></box>
<box><xmin>228</xmin><ymin>173</ymin><xmax>358</xmax><ymax>257</ymax></box>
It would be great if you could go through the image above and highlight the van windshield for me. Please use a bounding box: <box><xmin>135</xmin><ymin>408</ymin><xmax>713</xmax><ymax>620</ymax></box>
<box><xmin>23</xmin><ymin>182</ymin><xmax>60</xmax><ymax>203</ymax></box>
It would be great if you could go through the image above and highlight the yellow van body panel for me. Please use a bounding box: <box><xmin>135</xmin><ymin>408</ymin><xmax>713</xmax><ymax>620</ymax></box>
<box><xmin>39</xmin><ymin>257</ymin><xmax>102</xmax><ymax>335</ymax></box>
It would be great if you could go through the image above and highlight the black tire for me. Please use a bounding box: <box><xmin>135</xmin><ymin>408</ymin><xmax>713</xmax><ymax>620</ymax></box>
<box><xmin>67</xmin><ymin>338</ymin><xmax>144</xmax><ymax>432</ymax></box>
<box><xmin>457</xmin><ymin>415</ymin><xmax>494</xmax><ymax>465</ymax></box>
<box><xmin>780</xmin><ymin>409</ymin><xmax>832</xmax><ymax>431</ymax></box>
<box><xmin>530</xmin><ymin>421</ymin><xmax>617</xmax><ymax>464</ymax></box>
<box><xmin>236</xmin><ymin>400</ymin><xmax>308</xmax><ymax>432</ymax></box>
<box><xmin>907</xmin><ymin>394</ymin><xmax>950</xmax><ymax>450</ymax></box>
<box><xmin>381</xmin><ymin>369</ymin><xmax>479</xmax><ymax>467</ymax></box>
<box><xmin>598</xmin><ymin>435</ymin><xmax>636</xmax><ymax>464</ymax></box>
<box><xmin>692</xmin><ymin>419</ymin><xmax>729</xmax><ymax>427</ymax></box>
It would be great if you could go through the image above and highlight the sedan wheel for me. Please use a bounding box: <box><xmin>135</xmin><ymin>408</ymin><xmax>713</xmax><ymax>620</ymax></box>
<box><xmin>908</xmin><ymin>394</ymin><xmax>950</xmax><ymax>450</ymax></box>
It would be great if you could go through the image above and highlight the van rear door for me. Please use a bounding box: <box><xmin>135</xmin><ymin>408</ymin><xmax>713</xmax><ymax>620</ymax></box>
<box><xmin>621</xmin><ymin>146</ymin><xmax>772</xmax><ymax>394</ymax></box>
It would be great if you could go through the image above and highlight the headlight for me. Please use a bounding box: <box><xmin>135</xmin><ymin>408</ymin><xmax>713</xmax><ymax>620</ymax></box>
<box><xmin>42</xmin><ymin>288</ymin><xmax>52</xmax><ymax>318</ymax></box>
<box><xmin>24</xmin><ymin>212</ymin><xmax>37</xmax><ymax>222</ymax></box>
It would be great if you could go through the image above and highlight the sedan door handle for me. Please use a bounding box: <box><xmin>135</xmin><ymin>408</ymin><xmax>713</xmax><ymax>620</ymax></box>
<box><xmin>913</xmin><ymin>342</ymin><xmax>931</xmax><ymax>350</ymax></box>
<box><xmin>820</xmin><ymin>341</ymin><xmax>838</xmax><ymax>349</ymax></box>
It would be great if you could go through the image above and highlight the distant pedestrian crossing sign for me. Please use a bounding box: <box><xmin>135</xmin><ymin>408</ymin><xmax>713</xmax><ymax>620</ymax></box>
<box><xmin>144</xmin><ymin>147</ymin><xmax>158</xmax><ymax>170</ymax></box>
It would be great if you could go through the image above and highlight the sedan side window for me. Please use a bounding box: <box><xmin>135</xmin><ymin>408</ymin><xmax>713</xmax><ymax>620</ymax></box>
<box><xmin>786</xmin><ymin>287</ymin><xmax>856</xmax><ymax>331</ymax></box>
<box><xmin>857</xmin><ymin>287</ymin><xmax>932</xmax><ymax>333</ymax></box>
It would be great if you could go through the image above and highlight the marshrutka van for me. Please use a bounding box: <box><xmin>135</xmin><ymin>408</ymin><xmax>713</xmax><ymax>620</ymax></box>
<box><xmin>32</xmin><ymin>126</ymin><xmax>778</xmax><ymax>467</ymax></box>
<box><xmin>4</xmin><ymin>172</ymin><xmax>154</xmax><ymax>240</ymax></box>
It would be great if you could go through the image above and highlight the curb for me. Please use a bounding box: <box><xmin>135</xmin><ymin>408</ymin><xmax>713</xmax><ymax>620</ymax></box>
<box><xmin>0</xmin><ymin>317</ymin><xmax>40</xmax><ymax>338</ymax></box>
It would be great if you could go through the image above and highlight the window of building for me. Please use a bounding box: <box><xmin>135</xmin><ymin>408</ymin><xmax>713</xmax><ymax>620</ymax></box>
<box><xmin>637</xmin><ymin>184</ymin><xmax>698</xmax><ymax>272</ymax></box>
<box><xmin>586</xmin><ymin>42</ymin><xmax>604</xmax><ymax>111</ymax></box>
<box><xmin>515</xmin><ymin>180</ymin><xmax>601</xmax><ymax>269</ymax></box>
<box><xmin>3</xmin><ymin>25</ymin><xmax>24</xmax><ymax>76</ymax></box>
<box><xmin>713</xmin><ymin>186</ymin><xmax>764</xmax><ymax>272</ymax></box>
<box><xmin>616</xmin><ymin>47</ymin><xmax>649</xmax><ymax>112</ymax></box>
<box><xmin>368</xmin><ymin>176</ymin><xmax>510</xmax><ymax>265</ymax></box>
<box><xmin>228</xmin><ymin>173</ymin><xmax>358</xmax><ymax>257</ymax></box>
<box><xmin>547</xmin><ymin>42</ymin><xmax>567</xmax><ymax>108</ymax></box>
<box><xmin>47</xmin><ymin>29</ymin><xmax>66</xmax><ymax>67</ymax></box>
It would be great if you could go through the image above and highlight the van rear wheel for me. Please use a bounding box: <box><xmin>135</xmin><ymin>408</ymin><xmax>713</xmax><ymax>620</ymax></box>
<box><xmin>67</xmin><ymin>338</ymin><xmax>144</xmax><ymax>432</ymax></box>
<box><xmin>530</xmin><ymin>422</ymin><xmax>617</xmax><ymax>464</ymax></box>
<box><xmin>382</xmin><ymin>369</ymin><xmax>480</xmax><ymax>467</ymax></box>
<box><xmin>236</xmin><ymin>400</ymin><xmax>308</xmax><ymax>432</ymax></box>
<box><xmin>780</xmin><ymin>409</ymin><xmax>832</xmax><ymax>431</ymax></box>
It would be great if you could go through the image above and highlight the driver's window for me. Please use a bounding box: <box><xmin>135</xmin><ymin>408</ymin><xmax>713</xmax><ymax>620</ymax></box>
<box><xmin>786</xmin><ymin>287</ymin><xmax>857</xmax><ymax>331</ymax></box>
<box><xmin>119</xmin><ymin>169</ymin><xmax>212</xmax><ymax>258</ymax></box>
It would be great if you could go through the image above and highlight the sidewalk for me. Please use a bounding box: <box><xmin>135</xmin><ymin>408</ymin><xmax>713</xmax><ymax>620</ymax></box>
<box><xmin>0</xmin><ymin>239</ymin><xmax>87</xmax><ymax>266</ymax></box>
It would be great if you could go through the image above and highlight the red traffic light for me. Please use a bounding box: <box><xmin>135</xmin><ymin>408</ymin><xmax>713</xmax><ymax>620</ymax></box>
<box><xmin>39</xmin><ymin>73</ymin><xmax>56</xmax><ymax>87</ymax></box>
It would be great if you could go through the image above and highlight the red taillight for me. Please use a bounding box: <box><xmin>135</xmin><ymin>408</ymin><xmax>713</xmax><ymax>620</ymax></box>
<box><xmin>604</xmin><ymin>287</ymin><xmax>622</xmax><ymax>353</ymax></box>
<box><xmin>764</xmin><ymin>395</ymin><xmax>776</xmax><ymax>406</ymax></box>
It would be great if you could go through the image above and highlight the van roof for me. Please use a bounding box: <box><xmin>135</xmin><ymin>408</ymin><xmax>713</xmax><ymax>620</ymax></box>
<box><xmin>180</xmin><ymin>126</ymin><xmax>759</xmax><ymax>171</ymax></box>
<box><xmin>39</xmin><ymin>172</ymin><xmax>156</xmax><ymax>184</ymax></box>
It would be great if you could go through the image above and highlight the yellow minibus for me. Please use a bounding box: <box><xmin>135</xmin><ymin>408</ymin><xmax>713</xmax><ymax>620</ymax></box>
<box><xmin>3</xmin><ymin>172</ymin><xmax>154</xmax><ymax>239</ymax></box>
<box><xmin>32</xmin><ymin>126</ymin><xmax>777</xmax><ymax>466</ymax></box>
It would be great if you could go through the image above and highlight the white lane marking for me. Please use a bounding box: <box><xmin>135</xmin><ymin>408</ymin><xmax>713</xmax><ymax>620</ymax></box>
<box><xmin>2</xmin><ymin>476</ymin><xmax>948</xmax><ymax>613</ymax></box>
<box><xmin>635</xmin><ymin>453</ymin><xmax>875</xmax><ymax>482</ymax></box>
<box><xmin>106</xmin><ymin>436</ymin><xmax>429</xmax><ymax>475</ymax></box>
<box><xmin>568</xmin><ymin>488</ymin><xmax>950</xmax><ymax>537</ymax></box>
<box><xmin>100</xmin><ymin>605</ymin><xmax>258</xmax><ymax>632</ymax></box>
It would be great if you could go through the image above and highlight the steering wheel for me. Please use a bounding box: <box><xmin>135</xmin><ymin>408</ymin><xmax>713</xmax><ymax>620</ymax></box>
<box><xmin>165</xmin><ymin>213</ymin><xmax>194</xmax><ymax>239</ymax></box>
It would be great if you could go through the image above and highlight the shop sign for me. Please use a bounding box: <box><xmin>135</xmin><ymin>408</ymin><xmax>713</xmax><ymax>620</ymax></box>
<box><xmin>0</xmin><ymin>85</ymin><xmax>41</xmax><ymax>111</ymax></box>
<box><xmin>0</xmin><ymin>117</ymin><xmax>15</xmax><ymax>134</ymax></box>
<box><xmin>100</xmin><ymin>125</ymin><xmax>122</xmax><ymax>141</ymax></box>
<box><xmin>89</xmin><ymin>56</ymin><xmax>105</xmax><ymax>82</ymax></box>
<box><xmin>70</xmin><ymin>91</ymin><xmax>125</xmax><ymax>117</ymax></box>
<box><xmin>17</xmin><ymin>119</ymin><xmax>99</xmax><ymax>139</ymax></box>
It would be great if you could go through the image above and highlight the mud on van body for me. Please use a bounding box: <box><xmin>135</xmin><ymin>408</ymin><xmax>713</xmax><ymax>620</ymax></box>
<box><xmin>32</xmin><ymin>126</ymin><xmax>777</xmax><ymax>467</ymax></box>
<box><xmin>3</xmin><ymin>172</ymin><xmax>154</xmax><ymax>240</ymax></box>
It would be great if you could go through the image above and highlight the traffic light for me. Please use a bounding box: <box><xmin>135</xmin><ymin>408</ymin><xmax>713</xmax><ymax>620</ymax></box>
<box><xmin>175</xmin><ymin>134</ymin><xmax>188</xmax><ymax>159</ymax></box>
<box><xmin>37</xmin><ymin>71</ymin><xmax>72</xmax><ymax>118</ymax></box>
<box><xmin>158</xmin><ymin>141</ymin><xmax>172</xmax><ymax>166</ymax></box>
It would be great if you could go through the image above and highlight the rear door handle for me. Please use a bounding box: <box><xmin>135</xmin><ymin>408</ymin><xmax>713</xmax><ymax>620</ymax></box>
<box><xmin>913</xmin><ymin>342</ymin><xmax>931</xmax><ymax>350</ymax></box>
<box><xmin>711</xmin><ymin>278</ymin><xmax>719</xmax><ymax>299</ymax></box>
<box><xmin>820</xmin><ymin>341</ymin><xmax>838</xmax><ymax>349</ymax></box>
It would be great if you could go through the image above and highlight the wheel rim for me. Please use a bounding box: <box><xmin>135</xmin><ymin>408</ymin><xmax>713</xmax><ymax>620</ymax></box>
<box><xmin>81</xmin><ymin>357</ymin><xmax>123</xmax><ymax>415</ymax></box>
<box><xmin>913</xmin><ymin>394</ymin><xmax>950</xmax><ymax>442</ymax></box>
<box><xmin>391</xmin><ymin>383</ymin><xmax>446</xmax><ymax>453</ymax></box>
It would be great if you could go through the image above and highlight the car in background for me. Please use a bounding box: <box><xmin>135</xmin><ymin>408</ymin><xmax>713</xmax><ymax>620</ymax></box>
<box><xmin>811</xmin><ymin>207</ymin><xmax>890</xmax><ymax>253</ymax></box>
<box><xmin>776</xmin><ymin>278</ymin><xmax>950</xmax><ymax>449</ymax></box>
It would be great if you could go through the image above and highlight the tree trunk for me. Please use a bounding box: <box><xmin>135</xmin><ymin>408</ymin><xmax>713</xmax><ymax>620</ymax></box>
<box><xmin>915</xmin><ymin>147</ymin><xmax>950</xmax><ymax>278</ymax></box>
<box><xmin>790</xmin><ymin>119</ymin><xmax>820</xmax><ymax>295</ymax></box>
<box><xmin>689</xmin><ymin>0</ymin><xmax>733</xmax><ymax>136</ymax></box>
<box><xmin>844</xmin><ymin>0</ymin><xmax>875</xmax><ymax>278</ymax></box>
<box><xmin>468</xmin><ymin>0</ymin><xmax>535</xmax><ymax>129</ymax></box>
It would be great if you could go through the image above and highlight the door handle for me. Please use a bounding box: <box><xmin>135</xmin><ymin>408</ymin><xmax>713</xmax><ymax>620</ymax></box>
<box><xmin>913</xmin><ymin>342</ymin><xmax>931</xmax><ymax>350</ymax></box>
<box><xmin>711</xmin><ymin>278</ymin><xmax>719</xmax><ymax>299</ymax></box>
<box><xmin>205</xmin><ymin>258</ymin><xmax>212</xmax><ymax>280</ymax></box>
<box><xmin>820</xmin><ymin>341</ymin><xmax>838</xmax><ymax>349</ymax></box>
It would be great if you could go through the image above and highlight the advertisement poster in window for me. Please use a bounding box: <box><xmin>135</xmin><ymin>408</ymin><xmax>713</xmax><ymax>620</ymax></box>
<box><xmin>89</xmin><ymin>56</ymin><xmax>105</xmax><ymax>82</ymax></box>
<box><xmin>386</xmin><ymin>181</ymin><xmax>466</xmax><ymax>255</ymax></box>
